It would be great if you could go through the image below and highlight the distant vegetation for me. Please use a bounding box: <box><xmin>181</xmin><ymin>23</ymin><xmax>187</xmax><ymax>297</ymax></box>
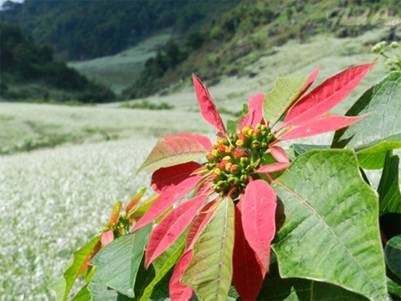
<box><xmin>0</xmin><ymin>23</ymin><xmax>115</xmax><ymax>102</ymax></box>
<box><xmin>124</xmin><ymin>0</ymin><xmax>401</xmax><ymax>98</ymax></box>
<box><xmin>0</xmin><ymin>0</ymin><xmax>239</xmax><ymax>60</ymax></box>
<box><xmin>1</xmin><ymin>0</ymin><xmax>400</xmax><ymax>102</ymax></box>
<box><xmin>120</xmin><ymin>101</ymin><xmax>174</xmax><ymax>110</ymax></box>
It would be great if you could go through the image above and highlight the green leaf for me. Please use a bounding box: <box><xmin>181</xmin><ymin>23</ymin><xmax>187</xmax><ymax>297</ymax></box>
<box><xmin>70</xmin><ymin>268</ymin><xmax>96</xmax><ymax>301</ymax></box>
<box><xmin>71</xmin><ymin>286</ymin><xmax>91</xmax><ymax>301</ymax></box>
<box><xmin>258</xmin><ymin>263</ymin><xmax>369</xmax><ymax>300</ymax></box>
<box><xmin>130</xmin><ymin>256</ymin><xmax>171</xmax><ymax>301</ymax></box>
<box><xmin>332</xmin><ymin>72</ymin><xmax>401</xmax><ymax>169</ymax></box>
<box><xmin>387</xmin><ymin>277</ymin><xmax>401</xmax><ymax>297</ymax></box>
<box><xmin>385</xmin><ymin>235</ymin><xmax>401</xmax><ymax>279</ymax></box>
<box><xmin>272</xmin><ymin>149</ymin><xmax>387</xmax><ymax>301</ymax></box>
<box><xmin>378</xmin><ymin>153</ymin><xmax>401</xmax><ymax>215</ymax></box>
<box><xmin>87</xmin><ymin>282</ymin><xmax>118</xmax><ymax>301</ymax></box>
<box><xmin>50</xmin><ymin>236</ymin><xmax>100</xmax><ymax>301</ymax></box>
<box><xmin>289</xmin><ymin>144</ymin><xmax>330</xmax><ymax>159</ymax></box>
<box><xmin>182</xmin><ymin>198</ymin><xmax>235</xmax><ymax>301</ymax></box>
<box><xmin>264</xmin><ymin>75</ymin><xmax>309</xmax><ymax>125</ymax></box>
<box><xmin>138</xmin><ymin>232</ymin><xmax>186</xmax><ymax>301</ymax></box>
<box><xmin>138</xmin><ymin>136</ymin><xmax>208</xmax><ymax>173</ymax></box>
<box><xmin>50</xmin><ymin>278</ymin><xmax>66</xmax><ymax>301</ymax></box>
<box><xmin>91</xmin><ymin>226</ymin><xmax>151</xmax><ymax>298</ymax></box>
<box><xmin>88</xmin><ymin>281</ymin><xmax>138</xmax><ymax>301</ymax></box>
<box><xmin>356</xmin><ymin>137</ymin><xmax>401</xmax><ymax>169</ymax></box>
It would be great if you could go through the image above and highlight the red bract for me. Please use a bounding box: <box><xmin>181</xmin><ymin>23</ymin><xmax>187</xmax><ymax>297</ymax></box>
<box><xmin>239</xmin><ymin>180</ymin><xmax>276</xmax><ymax>276</ymax></box>
<box><xmin>136</xmin><ymin>64</ymin><xmax>372</xmax><ymax>300</ymax></box>
<box><xmin>192</xmin><ymin>74</ymin><xmax>226</xmax><ymax>135</ymax></box>
<box><xmin>133</xmin><ymin>175</ymin><xmax>202</xmax><ymax>231</ymax></box>
<box><xmin>151</xmin><ymin>162</ymin><xmax>202</xmax><ymax>193</ymax></box>
<box><xmin>145</xmin><ymin>193</ymin><xmax>207</xmax><ymax>268</ymax></box>
<box><xmin>100</xmin><ymin>230</ymin><xmax>114</xmax><ymax>246</ymax></box>
<box><xmin>232</xmin><ymin>205</ymin><xmax>264</xmax><ymax>300</ymax></box>
<box><xmin>282</xmin><ymin>64</ymin><xmax>373</xmax><ymax>128</ymax></box>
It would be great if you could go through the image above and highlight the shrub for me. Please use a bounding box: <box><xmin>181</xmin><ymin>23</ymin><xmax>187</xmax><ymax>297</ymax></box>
<box><xmin>54</xmin><ymin>65</ymin><xmax>401</xmax><ymax>301</ymax></box>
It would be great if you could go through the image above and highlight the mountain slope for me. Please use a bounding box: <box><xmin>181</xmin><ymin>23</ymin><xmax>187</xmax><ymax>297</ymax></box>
<box><xmin>124</xmin><ymin>0</ymin><xmax>401</xmax><ymax>98</ymax></box>
<box><xmin>0</xmin><ymin>23</ymin><xmax>115</xmax><ymax>102</ymax></box>
<box><xmin>68</xmin><ymin>32</ymin><xmax>172</xmax><ymax>93</ymax></box>
<box><xmin>0</xmin><ymin>0</ymin><xmax>239</xmax><ymax>60</ymax></box>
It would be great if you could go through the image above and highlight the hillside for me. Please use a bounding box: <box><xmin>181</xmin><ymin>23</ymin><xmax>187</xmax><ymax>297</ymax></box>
<box><xmin>0</xmin><ymin>0</ymin><xmax>239</xmax><ymax>60</ymax></box>
<box><xmin>0</xmin><ymin>23</ymin><xmax>115</xmax><ymax>102</ymax></box>
<box><xmin>68</xmin><ymin>32</ymin><xmax>172</xmax><ymax>94</ymax></box>
<box><xmin>4</xmin><ymin>0</ymin><xmax>399</xmax><ymax>100</ymax></box>
<box><xmin>124</xmin><ymin>0</ymin><xmax>401</xmax><ymax>98</ymax></box>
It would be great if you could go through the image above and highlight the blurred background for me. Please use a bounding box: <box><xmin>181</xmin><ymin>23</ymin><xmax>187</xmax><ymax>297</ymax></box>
<box><xmin>0</xmin><ymin>0</ymin><xmax>400</xmax><ymax>299</ymax></box>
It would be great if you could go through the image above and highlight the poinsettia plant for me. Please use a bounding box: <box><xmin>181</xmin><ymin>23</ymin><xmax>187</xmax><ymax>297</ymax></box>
<box><xmin>53</xmin><ymin>64</ymin><xmax>401</xmax><ymax>301</ymax></box>
<box><xmin>133</xmin><ymin>64</ymin><xmax>372</xmax><ymax>301</ymax></box>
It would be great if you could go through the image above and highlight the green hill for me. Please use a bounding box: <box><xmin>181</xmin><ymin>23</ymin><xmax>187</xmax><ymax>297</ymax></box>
<box><xmin>0</xmin><ymin>23</ymin><xmax>115</xmax><ymax>102</ymax></box>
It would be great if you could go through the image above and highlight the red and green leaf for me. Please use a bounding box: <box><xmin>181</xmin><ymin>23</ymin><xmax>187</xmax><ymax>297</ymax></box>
<box><xmin>101</xmin><ymin>230</ymin><xmax>114</xmax><ymax>246</ymax></box>
<box><xmin>182</xmin><ymin>198</ymin><xmax>235</xmax><ymax>301</ymax></box>
<box><xmin>192</xmin><ymin>74</ymin><xmax>226</xmax><ymax>135</ymax></box>
<box><xmin>232</xmin><ymin>205</ymin><xmax>264</xmax><ymax>300</ymax></box>
<box><xmin>145</xmin><ymin>193</ymin><xmax>207</xmax><ymax>267</ymax></box>
<box><xmin>125</xmin><ymin>188</ymin><xmax>147</xmax><ymax>214</ymax></box>
<box><xmin>164</xmin><ymin>133</ymin><xmax>212</xmax><ymax>151</ymax></box>
<box><xmin>169</xmin><ymin>251</ymin><xmax>194</xmax><ymax>301</ymax></box>
<box><xmin>240</xmin><ymin>180</ymin><xmax>277</xmax><ymax>275</ymax></box>
<box><xmin>269</xmin><ymin>146</ymin><xmax>289</xmax><ymax>163</ymax></box>
<box><xmin>107</xmin><ymin>201</ymin><xmax>122</xmax><ymax>225</ymax></box>
<box><xmin>133</xmin><ymin>175</ymin><xmax>202</xmax><ymax>231</ymax></box>
<box><xmin>129</xmin><ymin>194</ymin><xmax>159</xmax><ymax>222</ymax></box>
<box><xmin>300</xmin><ymin>66</ymin><xmax>320</xmax><ymax>96</ymax></box>
<box><xmin>151</xmin><ymin>162</ymin><xmax>202</xmax><ymax>193</ymax></box>
<box><xmin>248</xmin><ymin>93</ymin><xmax>265</xmax><ymax>127</ymax></box>
<box><xmin>279</xmin><ymin>115</ymin><xmax>364</xmax><ymax>141</ymax></box>
<box><xmin>256</xmin><ymin>162</ymin><xmax>289</xmax><ymax>174</ymax></box>
<box><xmin>185</xmin><ymin>200</ymin><xmax>217</xmax><ymax>251</ymax></box>
<box><xmin>283</xmin><ymin>64</ymin><xmax>373</xmax><ymax>127</ymax></box>
<box><xmin>138</xmin><ymin>134</ymin><xmax>209</xmax><ymax>173</ymax></box>
<box><xmin>264</xmin><ymin>67</ymin><xmax>319</xmax><ymax>126</ymax></box>
<box><xmin>168</xmin><ymin>201</ymin><xmax>217</xmax><ymax>301</ymax></box>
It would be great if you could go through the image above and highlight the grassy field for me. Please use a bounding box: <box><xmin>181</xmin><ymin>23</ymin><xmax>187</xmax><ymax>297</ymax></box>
<box><xmin>68</xmin><ymin>32</ymin><xmax>171</xmax><ymax>93</ymax></box>
<box><xmin>0</xmin><ymin>29</ymin><xmax>394</xmax><ymax>300</ymax></box>
<box><xmin>0</xmin><ymin>102</ymin><xmax>210</xmax><ymax>155</ymax></box>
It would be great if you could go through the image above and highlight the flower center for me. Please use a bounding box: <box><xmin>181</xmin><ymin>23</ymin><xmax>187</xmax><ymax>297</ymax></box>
<box><xmin>205</xmin><ymin>123</ymin><xmax>275</xmax><ymax>198</ymax></box>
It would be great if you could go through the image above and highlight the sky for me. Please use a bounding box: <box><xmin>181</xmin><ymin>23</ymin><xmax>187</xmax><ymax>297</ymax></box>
<box><xmin>0</xmin><ymin>0</ymin><xmax>24</xmax><ymax>9</ymax></box>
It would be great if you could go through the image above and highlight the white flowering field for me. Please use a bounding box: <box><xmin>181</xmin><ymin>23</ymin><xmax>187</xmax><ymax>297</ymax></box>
<box><xmin>0</xmin><ymin>138</ymin><xmax>157</xmax><ymax>300</ymax></box>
